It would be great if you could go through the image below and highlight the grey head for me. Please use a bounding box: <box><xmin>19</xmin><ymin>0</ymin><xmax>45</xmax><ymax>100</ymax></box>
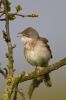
<box><xmin>18</xmin><ymin>27</ymin><xmax>39</xmax><ymax>39</ymax></box>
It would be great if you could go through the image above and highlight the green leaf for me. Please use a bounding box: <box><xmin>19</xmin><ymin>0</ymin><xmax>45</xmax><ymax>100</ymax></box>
<box><xmin>8</xmin><ymin>14</ymin><xmax>16</xmax><ymax>21</ymax></box>
<box><xmin>16</xmin><ymin>5</ymin><xmax>22</xmax><ymax>12</ymax></box>
<box><xmin>32</xmin><ymin>13</ymin><xmax>39</xmax><ymax>17</ymax></box>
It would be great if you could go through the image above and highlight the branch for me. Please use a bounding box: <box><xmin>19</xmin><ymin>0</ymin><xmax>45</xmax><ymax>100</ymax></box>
<box><xmin>10</xmin><ymin>12</ymin><xmax>38</xmax><ymax>18</ymax></box>
<box><xmin>2</xmin><ymin>70</ymin><xmax>26</xmax><ymax>100</ymax></box>
<box><xmin>2</xmin><ymin>58</ymin><xmax>66</xmax><ymax>100</ymax></box>
<box><xmin>2</xmin><ymin>0</ymin><xmax>15</xmax><ymax>99</ymax></box>
<box><xmin>13</xmin><ymin>85</ymin><xmax>18</xmax><ymax>100</ymax></box>
<box><xmin>0</xmin><ymin>11</ymin><xmax>38</xmax><ymax>18</ymax></box>
<box><xmin>15</xmin><ymin>58</ymin><xmax>66</xmax><ymax>100</ymax></box>
<box><xmin>17</xmin><ymin>58</ymin><xmax>66</xmax><ymax>83</ymax></box>
<box><xmin>27</xmin><ymin>78</ymin><xmax>43</xmax><ymax>99</ymax></box>
<box><xmin>2</xmin><ymin>0</ymin><xmax>14</xmax><ymax>76</ymax></box>
<box><xmin>17</xmin><ymin>89</ymin><xmax>27</xmax><ymax>100</ymax></box>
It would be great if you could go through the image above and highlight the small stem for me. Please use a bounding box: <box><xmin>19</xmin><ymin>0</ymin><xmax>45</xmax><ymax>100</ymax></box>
<box><xmin>11</xmin><ymin>12</ymin><xmax>38</xmax><ymax>17</ymax></box>
<box><xmin>17</xmin><ymin>89</ymin><xmax>29</xmax><ymax>100</ymax></box>
<box><xmin>0</xmin><ymin>11</ymin><xmax>38</xmax><ymax>18</ymax></box>
<box><xmin>28</xmin><ymin>78</ymin><xmax>43</xmax><ymax>99</ymax></box>
<box><xmin>13</xmin><ymin>85</ymin><xmax>18</xmax><ymax>100</ymax></box>
<box><xmin>3</xmin><ymin>0</ymin><xmax>14</xmax><ymax>76</ymax></box>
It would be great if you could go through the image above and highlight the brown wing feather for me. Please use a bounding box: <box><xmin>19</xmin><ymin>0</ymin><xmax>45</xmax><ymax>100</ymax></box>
<box><xmin>40</xmin><ymin>37</ymin><xmax>52</xmax><ymax>58</ymax></box>
<box><xmin>40</xmin><ymin>37</ymin><xmax>48</xmax><ymax>44</ymax></box>
<box><xmin>46</xmin><ymin>44</ymin><xmax>53</xmax><ymax>58</ymax></box>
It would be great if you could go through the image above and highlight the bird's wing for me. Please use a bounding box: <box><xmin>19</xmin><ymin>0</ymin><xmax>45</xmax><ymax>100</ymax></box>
<box><xmin>39</xmin><ymin>37</ymin><xmax>48</xmax><ymax>44</ymax></box>
<box><xmin>40</xmin><ymin>37</ymin><xmax>52</xmax><ymax>58</ymax></box>
<box><xmin>46</xmin><ymin>44</ymin><xmax>53</xmax><ymax>58</ymax></box>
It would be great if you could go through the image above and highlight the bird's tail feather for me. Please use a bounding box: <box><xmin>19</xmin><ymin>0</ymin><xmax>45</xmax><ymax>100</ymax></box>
<box><xmin>43</xmin><ymin>73</ymin><xmax>52</xmax><ymax>87</ymax></box>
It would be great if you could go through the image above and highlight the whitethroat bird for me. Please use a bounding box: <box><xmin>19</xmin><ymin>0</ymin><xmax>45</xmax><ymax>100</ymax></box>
<box><xmin>18</xmin><ymin>27</ymin><xmax>52</xmax><ymax>87</ymax></box>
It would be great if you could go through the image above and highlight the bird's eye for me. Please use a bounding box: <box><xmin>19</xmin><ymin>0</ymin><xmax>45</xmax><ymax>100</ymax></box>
<box><xmin>23</xmin><ymin>33</ymin><xmax>30</xmax><ymax>37</ymax></box>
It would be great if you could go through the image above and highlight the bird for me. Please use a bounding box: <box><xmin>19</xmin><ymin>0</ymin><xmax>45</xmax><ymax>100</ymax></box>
<box><xmin>18</xmin><ymin>27</ymin><xmax>52</xmax><ymax>87</ymax></box>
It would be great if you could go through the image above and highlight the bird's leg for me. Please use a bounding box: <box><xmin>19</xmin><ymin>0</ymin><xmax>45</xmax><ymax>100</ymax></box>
<box><xmin>35</xmin><ymin>66</ymin><xmax>43</xmax><ymax>75</ymax></box>
<box><xmin>35</xmin><ymin>66</ymin><xmax>37</xmax><ymax>74</ymax></box>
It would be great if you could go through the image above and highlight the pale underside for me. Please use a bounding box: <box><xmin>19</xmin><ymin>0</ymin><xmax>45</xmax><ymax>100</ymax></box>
<box><xmin>21</xmin><ymin>37</ymin><xmax>51</xmax><ymax>67</ymax></box>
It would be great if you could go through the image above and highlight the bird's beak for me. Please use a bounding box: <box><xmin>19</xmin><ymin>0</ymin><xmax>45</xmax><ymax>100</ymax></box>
<box><xmin>17</xmin><ymin>32</ymin><xmax>22</xmax><ymax>37</ymax></box>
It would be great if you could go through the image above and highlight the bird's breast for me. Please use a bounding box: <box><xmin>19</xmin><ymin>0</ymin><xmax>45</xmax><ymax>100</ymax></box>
<box><xmin>24</xmin><ymin>45</ymin><xmax>51</xmax><ymax>66</ymax></box>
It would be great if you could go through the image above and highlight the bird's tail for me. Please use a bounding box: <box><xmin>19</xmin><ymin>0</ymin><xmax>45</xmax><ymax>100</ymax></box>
<box><xmin>43</xmin><ymin>73</ymin><xmax>52</xmax><ymax>87</ymax></box>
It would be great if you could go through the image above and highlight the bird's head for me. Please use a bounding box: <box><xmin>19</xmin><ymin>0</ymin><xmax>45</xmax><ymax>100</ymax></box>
<box><xmin>18</xmin><ymin>27</ymin><xmax>39</xmax><ymax>44</ymax></box>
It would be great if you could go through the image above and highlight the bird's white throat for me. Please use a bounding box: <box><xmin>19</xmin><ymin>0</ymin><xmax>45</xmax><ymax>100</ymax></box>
<box><xmin>21</xmin><ymin>36</ymin><xmax>32</xmax><ymax>44</ymax></box>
